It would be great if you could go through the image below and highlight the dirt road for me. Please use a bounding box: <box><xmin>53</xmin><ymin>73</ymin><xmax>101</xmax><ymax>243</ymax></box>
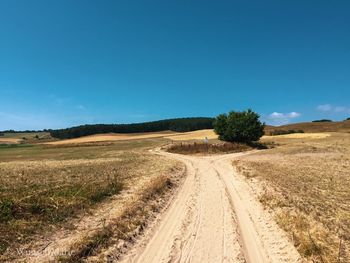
<box><xmin>121</xmin><ymin>150</ymin><xmax>301</xmax><ymax>263</ymax></box>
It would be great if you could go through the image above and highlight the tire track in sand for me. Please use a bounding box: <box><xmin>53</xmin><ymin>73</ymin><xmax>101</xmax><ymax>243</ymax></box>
<box><xmin>119</xmin><ymin>150</ymin><xmax>301</xmax><ymax>263</ymax></box>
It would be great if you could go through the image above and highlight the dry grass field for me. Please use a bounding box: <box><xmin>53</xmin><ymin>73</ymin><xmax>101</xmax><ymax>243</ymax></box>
<box><xmin>0</xmin><ymin>138</ymin><xmax>22</xmax><ymax>144</ymax></box>
<box><xmin>265</xmin><ymin>120</ymin><xmax>350</xmax><ymax>134</ymax></box>
<box><xmin>164</xmin><ymin>129</ymin><xmax>217</xmax><ymax>141</ymax></box>
<box><xmin>0</xmin><ymin>132</ymin><xmax>51</xmax><ymax>144</ymax></box>
<box><xmin>45</xmin><ymin>131</ymin><xmax>178</xmax><ymax>145</ymax></box>
<box><xmin>233</xmin><ymin>132</ymin><xmax>350</xmax><ymax>262</ymax></box>
<box><xmin>263</xmin><ymin>132</ymin><xmax>330</xmax><ymax>139</ymax></box>
<box><xmin>44</xmin><ymin>129</ymin><xmax>218</xmax><ymax>146</ymax></box>
<box><xmin>0</xmin><ymin>138</ymin><xmax>184</xmax><ymax>262</ymax></box>
<box><xmin>2</xmin><ymin>125</ymin><xmax>350</xmax><ymax>261</ymax></box>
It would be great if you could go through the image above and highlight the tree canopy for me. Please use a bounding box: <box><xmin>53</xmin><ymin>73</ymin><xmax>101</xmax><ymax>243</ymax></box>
<box><xmin>213</xmin><ymin>110</ymin><xmax>264</xmax><ymax>143</ymax></box>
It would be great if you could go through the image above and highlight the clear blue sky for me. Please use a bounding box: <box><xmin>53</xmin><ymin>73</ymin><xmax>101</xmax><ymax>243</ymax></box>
<box><xmin>1</xmin><ymin>0</ymin><xmax>349</xmax><ymax>130</ymax></box>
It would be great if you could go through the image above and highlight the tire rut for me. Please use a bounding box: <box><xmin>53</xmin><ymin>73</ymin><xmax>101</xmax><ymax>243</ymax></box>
<box><xmin>119</xmin><ymin>150</ymin><xmax>301</xmax><ymax>263</ymax></box>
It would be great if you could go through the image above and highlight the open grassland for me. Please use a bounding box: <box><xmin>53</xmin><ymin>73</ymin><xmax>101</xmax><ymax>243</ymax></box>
<box><xmin>0</xmin><ymin>132</ymin><xmax>50</xmax><ymax>139</ymax></box>
<box><xmin>0</xmin><ymin>138</ymin><xmax>22</xmax><ymax>144</ymax></box>
<box><xmin>264</xmin><ymin>132</ymin><xmax>331</xmax><ymax>139</ymax></box>
<box><xmin>265</xmin><ymin>120</ymin><xmax>350</xmax><ymax>134</ymax></box>
<box><xmin>233</xmin><ymin>132</ymin><xmax>350</xmax><ymax>262</ymax></box>
<box><xmin>0</xmin><ymin>138</ymin><xmax>183</xmax><ymax>261</ymax></box>
<box><xmin>45</xmin><ymin>131</ymin><xmax>178</xmax><ymax>145</ymax></box>
<box><xmin>45</xmin><ymin>129</ymin><xmax>219</xmax><ymax>145</ymax></box>
<box><xmin>2</xmin><ymin>119</ymin><xmax>350</xmax><ymax>146</ymax></box>
<box><xmin>164</xmin><ymin>129</ymin><xmax>217</xmax><ymax>141</ymax></box>
<box><xmin>0</xmin><ymin>132</ymin><xmax>51</xmax><ymax>144</ymax></box>
<box><xmin>0</xmin><ymin>138</ymin><xmax>166</xmax><ymax>162</ymax></box>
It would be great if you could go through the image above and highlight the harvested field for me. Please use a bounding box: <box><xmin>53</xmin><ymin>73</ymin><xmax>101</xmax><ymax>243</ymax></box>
<box><xmin>0</xmin><ymin>138</ymin><xmax>166</xmax><ymax>162</ymax></box>
<box><xmin>0</xmin><ymin>138</ymin><xmax>21</xmax><ymax>144</ymax></box>
<box><xmin>44</xmin><ymin>126</ymin><xmax>346</xmax><ymax>147</ymax></box>
<box><xmin>44</xmin><ymin>129</ymin><xmax>218</xmax><ymax>146</ymax></box>
<box><xmin>265</xmin><ymin>120</ymin><xmax>350</xmax><ymax>134</ymax></box>
<box><xmin>233</xmin><ymin>132</ymin><xmax>350</xmax><ymax>262</ymax></box>
<box><xmin>164</xmin><ymin>129</ymin><xmax>217</xmax><ymax>141</ymax></box>
<box><xmin>0</xmin><ymin>132</ymin><xmax>52</xmax><ymax>144</ymax></box>
<box><xmin>264</xmin><ymin>132</ymin><xmax>331</xmax><ymax>139</ymax></box>
<box><xmin>0</xmin><ymin>139</ymin><xmax>184</xmax><ymax>262</ymax></box>
<box><xmin>45</xmin><ymin>131</ymin><xmax>178</xmax><ymax>145</ymax></box>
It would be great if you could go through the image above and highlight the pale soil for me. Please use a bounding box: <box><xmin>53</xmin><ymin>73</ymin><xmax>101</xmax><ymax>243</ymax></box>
<box><xmin>119</xmin><ymin>150</ymin><xmax>301</xmax><ymax>263</ymax></box>
<box><xmin>0</xmin><ymin>138</ymin><xmax>21</xmax><ymax>144</ymax></box>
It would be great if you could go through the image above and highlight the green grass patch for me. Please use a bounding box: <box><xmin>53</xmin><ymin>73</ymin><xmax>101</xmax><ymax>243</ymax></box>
<box><xmin>0</xmin><ymin>144</ymin><xmax>34</xmax><ymax>149</ymax></box>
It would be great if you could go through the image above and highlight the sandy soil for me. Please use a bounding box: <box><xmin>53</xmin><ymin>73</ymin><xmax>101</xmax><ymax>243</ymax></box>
<box><xmin>120</xmin><ymin>150</ymin><xmax>301</xmax><ymax>263</ymax></box>
<box><xmin>0</xmin><ymin>138</ymin><xmax>21</xmax><ymax>144</ymax></box>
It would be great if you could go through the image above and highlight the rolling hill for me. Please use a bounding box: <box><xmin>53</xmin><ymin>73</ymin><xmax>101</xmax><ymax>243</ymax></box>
<box><xmin>265</xmin><ymin>120</ymin><xmax>350</xmax><ymax>134</ymax></box>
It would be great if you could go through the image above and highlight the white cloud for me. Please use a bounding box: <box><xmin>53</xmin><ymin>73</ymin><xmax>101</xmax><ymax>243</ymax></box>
<box><xmin>287</xmin><ymin>112</ymin><xmax>301</xmax><ymax>118</ymax></box>
<box><xmin>269</xmin><ymin>112</ymin><xmax>284</xmax><ymax>118</ymax></box>
<box><xmin>317</xmin><ymin>104</ymin><xmax>332</xmax><ymax>112</ymax></box>
<box><xmin>269</xmin><ymin>112</ymin><xmax>301</xmax><ymax>119</ymax></box>
<box><xmin>316</xmin><ymin>104</ymin><xmax>350</xmax><ymax>114</ymax></box>
<box><xmin>334</xmin><ymin>106</ymin><xmax>347</xmax><ymax>112</ymax></box>
<box><xmin>267</xmin><ymin>111</ymin><xmax>301</xmax><ymax>125</ymax></box>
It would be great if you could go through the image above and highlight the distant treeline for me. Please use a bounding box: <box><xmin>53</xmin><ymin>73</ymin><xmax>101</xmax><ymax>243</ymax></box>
<box><xmin>312</xmin><ymin>119</ymin><xmax>333</xmax><ymax>123</ymax></box>
<box><xmin>50</xmin><ymin>117</ymin><xmax>214</xmax><ymax>139</ymax></box>
<box><xmin>0</xmin><ymin>129</ymin><xmax>52</xmax><ymax>133</ymax></box>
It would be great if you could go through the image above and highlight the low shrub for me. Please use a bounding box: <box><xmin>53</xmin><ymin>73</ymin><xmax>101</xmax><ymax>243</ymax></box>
<box><xmin>270</xmin><ymin>129</ymin><xmax>304</xmax><ymax>136</ymax></box>
<box><xmin>166</xmin><ymin>142</ymin><xmax>253</xmax><ymax>155</ymax></box>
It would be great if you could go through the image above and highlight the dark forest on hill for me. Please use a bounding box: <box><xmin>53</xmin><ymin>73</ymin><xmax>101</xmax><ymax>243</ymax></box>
<box><xmin>49</xmin><ymin>117</ymin><xmax>214</xmax><ymax>139</ymax></box>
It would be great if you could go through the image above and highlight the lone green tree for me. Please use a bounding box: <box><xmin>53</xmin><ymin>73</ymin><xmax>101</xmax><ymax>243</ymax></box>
<box><xmin>213</xmin><ymin>109</ymin><xmax>265</xmax><ymax>143</ymax></box>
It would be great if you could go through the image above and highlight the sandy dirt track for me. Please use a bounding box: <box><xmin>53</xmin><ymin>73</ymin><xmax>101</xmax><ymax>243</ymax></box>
<box><xmin>121</xmin><ymin>150</ymin><xmax>301</xmax><ymax>263</ymax></box>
